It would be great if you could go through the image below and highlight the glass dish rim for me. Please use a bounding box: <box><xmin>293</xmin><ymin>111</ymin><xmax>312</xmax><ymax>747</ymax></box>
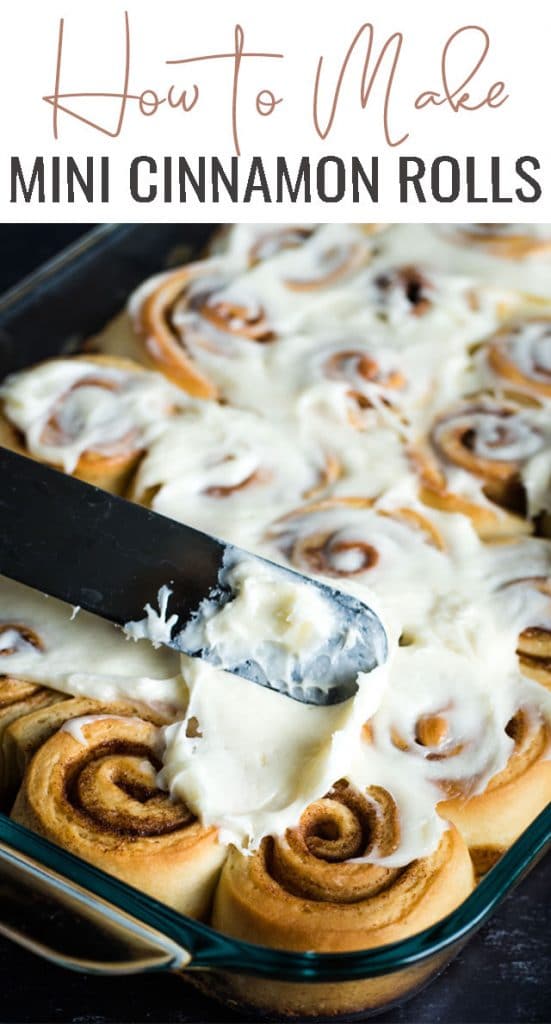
<box><xmin>1</xmin><ymin>806</ymin><xmax>549</xmax><ymax>983</ymax></box>
<box><xmin>0</xmin><ymin>223</ymin><xmax>549</xmax><ymax>985</ymax></box>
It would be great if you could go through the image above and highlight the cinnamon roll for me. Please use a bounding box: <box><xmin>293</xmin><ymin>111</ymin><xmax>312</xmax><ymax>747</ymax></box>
<box><xmin>248</xmin><ymin>226</ymin><xmax>315</xmax><ymax>267</ymax></box>
<box><xmin>1</xmin><ymin>691</ymin><xmax>170</xmax><ymax>810</ymax></box>
<box><xmin>213</xmin><ymin>781</ymin><xmax>473</xmax><ymax>952</ymax></box>
<box><xmin>294</xmin><ymin>341</ymin><xmax>407</xmax><ymax>431</ymax></box>
<box><xmin>207</xmin><ymin>223</ymin><xmax>386</xmax><ymax>264</ymax></box>
<box><xmin>133</xmin><ymin>262</ymin><xmax>275</xmax><ymax>397</ymax></box>
<box><xmin>12</xmin><ymin>713</ymin><xmax>226</xmax><ymax>918</ymax></box>
<box><xmin>437</xmin><ymin>224</ymin><xmax>551</xmax><ymax>261</ymax></box>
<box><xmin>371</xmin><ymin>649</ymin><xmax>510</xmax><ymax>798</ymax></box>
<box><xmin>412</xmin><ymin>398</ymin><xmax>550</xmax><ymax>537</ymax></box>
<box><xmin>282</xmin><ymin>236</ymin><xmax>371</xmax><ymax>292</ymax></box>
<box><xmin>486</xmin><ymin>318</ymin><xmax>551</xmax><ymax>398</ymax></box>
<box><xmin>439</xmin><ymin>706</ymin><xmax>551</xmax><ymax>874</ymax></box>
<box><xmin>267</xmin><ymin>498</ymin><xmax>448</xmax><ymax>632</ymax></box>
<box><xmin>0</xmin><ymin>355</ymin><xmax>182</xmax><ymax>493</ymax></box>
<box><xmin>204</xmin><ymin>224</ymin><xmax>315</xmax><ymax>262</ymax></box>
<box><xmin>130</xmin><ymin>404</ymin><xmax>340</xmax><ymax>546</ymax></box>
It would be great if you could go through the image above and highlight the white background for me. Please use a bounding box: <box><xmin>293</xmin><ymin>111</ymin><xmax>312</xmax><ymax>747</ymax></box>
<box><xmin>0</xmin><ymin>0</ymin><xmax>550</xmax><ymax>221</ymax></box>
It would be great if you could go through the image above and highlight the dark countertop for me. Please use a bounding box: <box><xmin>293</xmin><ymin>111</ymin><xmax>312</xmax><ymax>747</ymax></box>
<box><xmin>0</xmin><ymin>226</ymin><xmax>549</xmax><ymax>1024</ymax></box>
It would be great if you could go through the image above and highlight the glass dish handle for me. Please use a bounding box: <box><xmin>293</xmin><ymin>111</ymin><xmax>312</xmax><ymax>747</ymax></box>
<box><xmin>0</xmin><ymin>826</ymin><xmax>190</xmax><ymax>975</ymax></box>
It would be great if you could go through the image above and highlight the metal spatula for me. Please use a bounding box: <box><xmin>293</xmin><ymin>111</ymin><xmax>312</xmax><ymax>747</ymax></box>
<box><xmin>0</xmin><ymin>447</ymin><xmax>387</xmax><ymax>705</ymax></box>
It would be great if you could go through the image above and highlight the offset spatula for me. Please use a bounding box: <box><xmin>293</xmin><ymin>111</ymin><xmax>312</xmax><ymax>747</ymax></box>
<box><xmin>0</xmin><ymin>447</ymin><xmax>387</xmax><ymax>705</ymax></box>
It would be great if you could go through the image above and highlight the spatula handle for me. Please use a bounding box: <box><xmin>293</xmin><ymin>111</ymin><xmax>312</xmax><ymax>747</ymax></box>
<box><xmin>0</xmin><ymin>446</ymin><xmax>225</xmax><ymax>630</ymax></box>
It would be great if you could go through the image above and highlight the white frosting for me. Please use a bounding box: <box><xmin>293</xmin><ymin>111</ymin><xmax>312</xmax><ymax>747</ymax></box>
<box><xmin>161</xmin><ymin>657</ymin><xmax>388</xmax><ymax>849</ymax></box>
<box><xmin>0</xmin><ymin>576</ymin><xmax>184</xmax><ymax>715</ymax></box>
<box><xmin>131</xmin><ymin>402</ymin><xmax>348</xmax><ymax>547</ymax></box>
<box><xmin>61</xmin><ymin>713</ymin><xmax>146</xmax><ymax>746</ymax></box>
<box><xmin>3</xmin><ymin>221</ymin><xmax>551</xmax><ymax>867</ymax></box>
<box><xmin>124</xmin><ymin>585</ymin><xmax>178</xmax><ymax>648</ymax></box>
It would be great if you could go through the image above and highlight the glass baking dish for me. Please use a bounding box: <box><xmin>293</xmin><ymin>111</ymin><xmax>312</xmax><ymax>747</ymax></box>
<box><xmin>0</xmin><ymin>224</ymin><xmax>549</xmax><ymax>1021</ymax></box>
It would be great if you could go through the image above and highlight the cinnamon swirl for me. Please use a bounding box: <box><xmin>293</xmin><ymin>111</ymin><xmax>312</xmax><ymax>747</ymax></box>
<box><xmin>282</xmin><ymin>235</ymin><xmax>371</xmax><ymax>292</ymax></box>
<box><xmin>486</xmin><ymin>318</ymin><xmax>551</xmax><ymax>399</ymax></box>
<box><xmin>130</xmin><ymin>404</ymin><xmax>340</xmax><ymax>547</ymax></box>
<box><xmin>1</xmin><ymin>690</ymin><xmax>170</xmax><ymax>811</ymax></box>
<box><xmin>412</xmin><ymin>397</ymin><xmax>550</xmax><ymax>537</ymax></box>
<box><xmin>213</xmin><ymin>781</ymin><xmax>474</xmax><ymax>952</ymax></box>
<box><xmin>266</xmin><ymin>498</ymin><xmax>449</xmax><ymax>633</ymax></box>
<box><xmin>133</xmin><ymin>262</ymin><xmax>275</xmax><ymax>396</ymax></box>
<box><xmin>291</xmin><ymin>340</ymin><xmax>408</xmax><ymax>432</ymax></box>
<box><xmin>11</xmin><ymin>713</ymin><xmax>226</xmax><ymax>917</ymax></box>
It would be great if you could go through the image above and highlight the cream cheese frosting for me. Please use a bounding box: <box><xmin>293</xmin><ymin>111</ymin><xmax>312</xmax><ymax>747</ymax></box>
<box><xmin>124</xmin><ymin>550</ymin><xmax>387</xmax><ymax>704</ymax></box>
<box><xmin>0</xmin><ymin>575</ymin><xmax>184</xmax><ymax>714</ymax></box>
<box><xmin>160</xmin><ymin>656</ymin><xmax>389</xmax><ymax>849</ymax></box>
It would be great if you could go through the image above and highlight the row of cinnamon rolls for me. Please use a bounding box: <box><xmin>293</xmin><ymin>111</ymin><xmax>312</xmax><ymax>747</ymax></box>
<box><xmin>0</xmin><ymin>661</ymin><xmax>548</xmax><ymax>949</ymax></box>
<box><xmin>1</xmin><ymin>227</ymin><xmax>550</xmax><ymax>537</ymax></box>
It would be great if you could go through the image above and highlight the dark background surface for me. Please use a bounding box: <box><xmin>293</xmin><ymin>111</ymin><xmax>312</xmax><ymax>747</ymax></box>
<box><xmin>0</xmin><ymin>225</ymin><xmax>549</xmax><ymax>1024</ymax></box>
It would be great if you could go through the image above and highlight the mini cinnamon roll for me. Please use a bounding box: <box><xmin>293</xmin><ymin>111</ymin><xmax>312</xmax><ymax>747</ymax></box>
<box><xmin>204</xmin><ymin>224</ymin><xmax>315</xmax><ymax>262</ymax></box>
<box><xmin>1</xmin><ymin>691</ymin><xmax>170</xmax><ymax>810</ymax></box>
<box><xmin>487</xmin><ymin>318</ymin><xmax>551</xmax><ymax>398</ymax></box>
<box><xmin>12</xmin><ymin>713</ymin><xmax>226</xmax><ymax>918</ymax></box>
<box><xmin>0</xmin><ymin>355</ymin><xmax>181</xmax><ymax>493</ymax></box>
<box><xmin>134</xmin><ymin>262</ymin><xmax>274</xmax><ymax>396</ymax></box>
<box><xmin>437</xmin><ymin>224</ymin><xmax>551</xmax><ymax>261</ymax></box>
<box><xmin>269</xmin><ymin>498</ymin><xmax>444</xmax><ymax>574</ymax></box>
<box><xmin>205</xmin><ymin>223</ymin><xmax>385</xmax><ymax>264</ymax></box>
<box><xmin>213</xmin><ymin>781</ymin><xmax>474</xmax><ymax>952</ymax></box>
<box><xmin>412</xmin><ymin>398</ymin><xmax>549</xmax><ymax>537</ymax></box>
<box><xmin>267</xmin><ymin>498</ymin><xmax>448</xmax><ymax>633</ymax></box>
<box><xmin>0</xmin><ymin>674</ymin><xmax>66</xmax><ymax>806</ymax></box>
<box><xmin>1</xmin><ymin>574</ymin><xmax>182</xmax><ymax>715</ymax></box>
<box><xmin>130</xmin><ymin>405</ymin><xmax>339</xmax><ymax>546</ymax></box>
<box><xmin>368</xmin><ymin>645</ymin><xmax>519</xmax><ymax>799</ymax></box>
<box><xmin>311</xmin><ymin>344</ymin><xmax>407</xmax><ymax>430</ymax></box>
<box><xmin>283</xmin><ymin>238</ymin><xmax>371</xmax><ymax>292</ymax></box>
<box><xmin>439</xmin><ymin>707</ymin><xmax>551</xmax><ymax>874</ymax></box>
